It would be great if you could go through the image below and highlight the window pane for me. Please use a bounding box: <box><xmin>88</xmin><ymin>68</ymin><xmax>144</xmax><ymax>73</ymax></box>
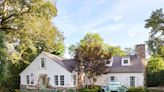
<box><xmin>106</xmin><ymin>60</ymin><xmax>111</xmax><ymax>64</ymax></box>
<box><xmin>41</xmin><ymin>58</ymin><xmax>45</xmax><ymax>68</ymax></box>
<box><xmin>124</xmin><ymin>60</ymin><xmax>128</xmax><ymax>64</ymax></box>
<box><xmin>130</xmin><ymin>76</ymin><xmax>135</xmax><ymax>87</ymax></box>
<box><xmin>60</xmin><ymin>75</ymin><xmax>64</xmax><ymax>85</ymax></box>
<box><xmin>54</xmin><ymin>75</ymin><xmax>58</xmax><ymax>85</ymax></box>
<box><xmin>26</xmin><ymin>75</ymin><xmax>29</xmax><ymax>84</ymax></box>
<box><xmin>31</xmin><ymin>73</ymin><xmax>34</xmax><ymax>84</ymax></box>
<box><xmin>110</xmin><ymin>76</ymin><xmax>115</xmax><ymax>82</ymax></box>
<box><xmin>73</xmin><ymin>75</ymin><xmax>76</xmax><ymax>85</ymax></box>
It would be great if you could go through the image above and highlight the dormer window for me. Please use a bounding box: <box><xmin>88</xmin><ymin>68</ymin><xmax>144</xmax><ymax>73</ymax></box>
<box><xmin>123</xmin><ymin>60</ymin><xmax>128</xmax><ymax>64</ymax></box>
<box><xmin>106</xmin><ymin>60</ymin><xmax>111</xmax><ymax>64</ymax></box>
<box><xmin>106</xmin><ymin>57</ymin><xmax>113</xmax><ymax>66</ymax></box>
<box><xmin>121</xmin><ymin>57</ymin><xmax>130</xmax><ymax>66</ymax></box>
<box><xmin>41</xmin><ymin>58</ymin><xmax>46</xmax><ymax>68</ymax></box>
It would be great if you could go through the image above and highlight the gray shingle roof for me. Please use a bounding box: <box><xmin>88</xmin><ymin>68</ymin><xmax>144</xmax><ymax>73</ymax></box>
<box><xmin>43</xmin><ymin>52</ymin><xmax>144</xmax><ymax>73</ymax></box>
<box><xmin>43</xmin><ymin>52</ymin><xmax>76</xmax><ymax>72</ymax></box>
<box><xmin>107</xmin><ymin>55</ymin><xmax>144</xmax><ymax>73</ymax></box>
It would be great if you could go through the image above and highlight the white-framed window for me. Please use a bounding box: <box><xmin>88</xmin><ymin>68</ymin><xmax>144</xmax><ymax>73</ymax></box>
<box><xmin>30</xmin><ymin>73</ymin><xmax>34</xmax><ymax>84</ymax></box>
<box><xmin>60</xmin><ymin>75</ymin><xmax>64</xmax><ymax>85</ymax></box>
<box><xmin>41</xmin><ymin>58</ymin><xmax>46</xmax><ymax>68</ymax></box>
<box><xmin>121</xmin><ymin>58</ymin><xmax>130</xmax><ymax>66</ymax></box>
<box><xmin>54</xmin><ymin>75</ymin><xmax>58</xmax><ymax>85</ymax></box>
<box><xmin>106</xmin><ymin>57</ymin><xmax>113</xmax><ymax>66</ymax></box>
<box><xmin>124</xmin><ymin>60</ymin><xmax>128</xmax><ymax>64</ymax></box>
<box><xmin>130</xmin><ymin>76</ymin><xmax>135</xmax><ymax>87</ymax></box>
<box><xmin>73</xmin><ymin>75</ymin><xmax>76</xmax><ymax>85</ymax></box>
<box><xmin>106</xmin><ymin>60</ymin><xmax>111</xmax><ymax>64</ymax></box>
<box><xmin>26</xmin><ymin>75</ymin><xmax>30</xmax><ymax>84</ymax></box>
<box><xmin>110</xmin><ymin>76</ymin><xmax>115</xmax><ymax>82</ymax></box>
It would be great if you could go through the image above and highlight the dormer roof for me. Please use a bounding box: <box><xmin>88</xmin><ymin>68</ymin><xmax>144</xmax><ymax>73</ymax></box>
<box><xmin>105</xmin><ymin>55</ymin><xmax>144</xmax><ymax>73</ymax></box>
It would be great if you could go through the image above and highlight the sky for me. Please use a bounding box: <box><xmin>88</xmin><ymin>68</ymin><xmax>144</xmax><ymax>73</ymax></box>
<box><xmin>53</xmin><ymin>0</ymin><xmax>164</xmax><ymax>58</ymax></box>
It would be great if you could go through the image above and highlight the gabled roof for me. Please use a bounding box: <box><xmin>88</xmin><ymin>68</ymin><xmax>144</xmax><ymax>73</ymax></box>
<box><xmin>106</xmin><ymin>55</ymin><xmax>144</xmax><ymax>73</ymax></box>
<box><xmin>39</xmin><ymin>52</ymin><xmax>144</xmax><ymax>73</ymax></box>
<box><xmin>42</xmin><ymin>52</ymin><xmax>76</xmax><ymax>72</ymax></box>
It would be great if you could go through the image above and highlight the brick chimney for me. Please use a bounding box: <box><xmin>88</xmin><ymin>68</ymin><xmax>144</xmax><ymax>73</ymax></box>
<box><xmin>135</xmin><ymin>44</ymin><xmax>146</xmax><ymax>87</ymax></box>
<box><xmin>135</xmin><ymin>44</ymin><xmax>146</xmax><ymax>59</ymax></box>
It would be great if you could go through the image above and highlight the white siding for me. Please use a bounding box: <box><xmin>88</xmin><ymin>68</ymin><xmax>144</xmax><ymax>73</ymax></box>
<box><xmin>95</xmin><ymin>73</ymin><xmax>144</xmax><ymax>87</ymax></box>
<box><xmin>20</xmin><ymin>52</ymin><xmax>77</xmax><ymax>88</ymax></box>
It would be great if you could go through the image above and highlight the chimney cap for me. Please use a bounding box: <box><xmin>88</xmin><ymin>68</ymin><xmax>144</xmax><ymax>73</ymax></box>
<box><xmin>135</xmin><ymin>44</ymin><xmax>145</xmax><ymax>46</ymax></box>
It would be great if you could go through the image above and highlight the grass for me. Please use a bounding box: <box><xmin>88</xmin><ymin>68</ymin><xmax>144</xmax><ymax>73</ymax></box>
<box><xmin>148</xmin><ymin>89</ymin><xmax>164</xmax><ymax>92</ymax></box>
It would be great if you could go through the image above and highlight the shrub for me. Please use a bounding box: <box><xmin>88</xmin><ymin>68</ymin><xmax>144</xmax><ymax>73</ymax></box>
<box><xmin>80</xmin><ymin>86</ymin><xmax>101</xmax><ymax>92</ymax></box>
<box><xmin>146</xmin><ymin>57</ymin><xmax>164</xmax><ymax>87</ymax></box>
<box><xmin>159</xmin><ymin>70</ymin><xmax>164</xmax><ymax>86</ymax></box>
<box><xmin>56</xmin><ymin>90</ymin><xmax>62</xmax><ymax>92</ymax></box>
<box><xmin>67</xmin><ymin>88</ymin><xmax>75</xmax><ymax>92</ymax></box>
<box><xmin>128</xmin><ymin>87</ymin><xmax>147</xmax><ymax>92</ymax></box>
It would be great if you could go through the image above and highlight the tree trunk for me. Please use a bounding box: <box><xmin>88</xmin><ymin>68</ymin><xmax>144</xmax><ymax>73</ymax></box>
<box><xmin>77</xmin><ymin>72</ymin><xmax>83</xmax><ymax>89</ymax></box>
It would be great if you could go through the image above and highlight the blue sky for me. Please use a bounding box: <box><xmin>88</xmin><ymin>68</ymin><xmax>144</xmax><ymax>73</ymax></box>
<box><xmin>53</xmin><ymin>0</ymin><xmax>164</xmax><ymax>57</ymax></box>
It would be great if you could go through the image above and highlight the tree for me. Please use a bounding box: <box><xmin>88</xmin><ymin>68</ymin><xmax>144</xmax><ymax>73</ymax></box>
<box><xmin>75</xmin><ymin>33</ymin><xmax>112</xmax><ymax>89</ymax></box>
<box><xmin>107</xmin><ymin>46</ymin><xmax>126</xmax><ymax>56</ymax></box>
<box><xmin>124</xmin><ymin>47</ymin><xmax>134</xmax><ymax>55</ymax></box>
<box><xmin>146</xmin><ymin>57</ymin><xmax>164</xmax><ymax>87</ymax></box>
<box><xmin>145</xmin><ymin>8</ymin><xmax>164</xmax><ymax>56</ymax></box>
<box><xmin>69</xmin><ymin>45</ymin><xmax>126</xmax><ymax>58</ymax></box>
<box><xmin>68</xmin><ymin>44</ymin><xmax>77</xmax><ymax>57</ymax></box>
<box><xmin>0</xmin><ymin>0</ymin><xmax>65</xmax><ymax>91</ymax></box>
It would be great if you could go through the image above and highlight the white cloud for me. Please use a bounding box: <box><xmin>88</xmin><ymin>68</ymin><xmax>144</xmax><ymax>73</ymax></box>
<box><xmin>114</xmin><ymin>15</ymin><xmax>123</xmax><ymax>21</ymax></box>
<box><xmin>54</xmin><ymin>0</ymin><xmax>164</xmax><ymax>50</ymax></box>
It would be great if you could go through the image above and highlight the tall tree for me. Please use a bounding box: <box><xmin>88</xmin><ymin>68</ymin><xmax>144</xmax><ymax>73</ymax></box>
<box><xmin>146</xmin><ymin>57</ymin><xmax>164</xmax><ymax>87</ymax></box>
<box><xmin>0</xmin><ymin>0</ymin><xmax>64</xmax><ymax>91</ymax></box>
<box><xmin>145</xmin><ymin>8</ymin><xmax>164</xmax><ymax>56</ymax></box>
<box><xmin>75</xmin><ymin>33</ymin><xmax>112</xmax><ymax>89</ymax></box>
<box><xmin>107</xmin><ymin>45</ymin><xmax>126</xmax><ymax>56</ymax></box>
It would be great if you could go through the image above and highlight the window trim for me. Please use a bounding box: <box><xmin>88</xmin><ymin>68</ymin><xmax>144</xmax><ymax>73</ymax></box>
<box><xmin>110</xmin><ymin>76</ymin><xmax>115</xmax><ymax>82</ymax></box>
<box><xmin>130</xmin><ymin>76</ymin><xmax>135</xmax><ymax>87</ymax></box>
<box><xmin>54</xmin><ymin>75</ymin><xmax>59</xmax><ymax>85</ymax></box>
<box><xmin>121</xmin><ymin>58</ymin><xmax>130</xmax><ymax>66</ymax></box>
<box><xmin>26</xmin><ymin>75</ymin><xmax>30</xmax><ymax>84</ymax></box>
<box><xmin>41</xmin><ymin>58</ymin><xmax>46</xmax><ymax>68</ymax></box>
<box><xmin>124</xmin><ymin>60</ymin><xmax>128</xmax><ymax>64</ymax></box>
<box><xmin>106</xmin><ymin>57</ymin><xmax>113</xmax><ymax>66</ymax></box>
<box><xmin>30</xmin><ymin>73</ymin><xmax>34</xmax><ymax>84</ymax></box>
<box><xmin>73</xmin><ymin>75</ymin><xmax>76</xmax><ymax>85</ymax></box>
<box><xmin>60</xmin><ymin>75</ymin><xmax>64</xmax><ymax>86</ymax></box>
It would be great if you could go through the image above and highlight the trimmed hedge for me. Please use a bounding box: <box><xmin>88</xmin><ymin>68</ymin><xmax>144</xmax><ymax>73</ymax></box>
<box><xmin>128</xmin><ymin>87</ymin><xmax>148</xmax><ymax>92</ymax></box>
<box><xmin>80</xmin><ymin>86</ymin><xmax>101</xmax><ymax>92</ymax></box>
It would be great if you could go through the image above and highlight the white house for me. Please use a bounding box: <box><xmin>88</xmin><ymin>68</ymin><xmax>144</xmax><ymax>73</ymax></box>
<box><xmin>95</xmin><ymin>44</ymin><xmax>146</xmax><ymax>87</ymax></box>
<box><xmin>19</xmin><ymin>52</ymin><xmax>77</xmax><ymax>89</ymax></box>
<box><xmin>20</xmin><ymin>44</ymin><xmax>146</xmax><ymax>89</ymax></box>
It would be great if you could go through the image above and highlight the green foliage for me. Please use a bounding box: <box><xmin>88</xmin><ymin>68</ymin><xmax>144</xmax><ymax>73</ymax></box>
<box><xmin>159</xmin><ymin>70</ymin><xmax>164</xmax><ymax>85</ymax></box>
<box><xmin>0</xmin><ymin>0</ymin><xmax>64</xmax><ymax>91</ymax></box>
<box><xmin>145</xmin><ymin>8</ymin><xmax>164</xmax><ymax>56</ymax></box>
<box><xmin>107</xmin><ymin>45</ymin><xmax>126</xmax><ymax>56</ymax></box>
<box><xmin>56</xmin><ymin>90</ymin><xmax>63</xmax><ymax>92</ymax></box>
<box><xmin>146</xmin><ymin>57</ymin><xmax>164</xmax><ymax>87</ymax></box>
<box><xmin>75</xmin><ymin>33</ymin><xmax>112</xmax><ymax>88</ymax></box>
<box><xmin>68</xmin><ymin>44</ymin><xmax>77</xmax><ymax>57</ymax></box>
<box><xmin>67</xmin><ymin>88</ymin><xmax>76</xmax><ymax>92</ymax></box>
<box><xmin>80</xmin><ymin>87</ymin><xmax>100</xmax><ymax>92</ymax></box>
<box><xmin>128</xmin><ymin>87</ymin><xmax>148</xmax><ymax>92</ymax></box>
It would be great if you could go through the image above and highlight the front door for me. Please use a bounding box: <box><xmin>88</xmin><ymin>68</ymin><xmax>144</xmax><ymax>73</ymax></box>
<box><xmin>39</xmin><ymin>75</ymin><xmax>47</xmax><ymax>89</ymax></box>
